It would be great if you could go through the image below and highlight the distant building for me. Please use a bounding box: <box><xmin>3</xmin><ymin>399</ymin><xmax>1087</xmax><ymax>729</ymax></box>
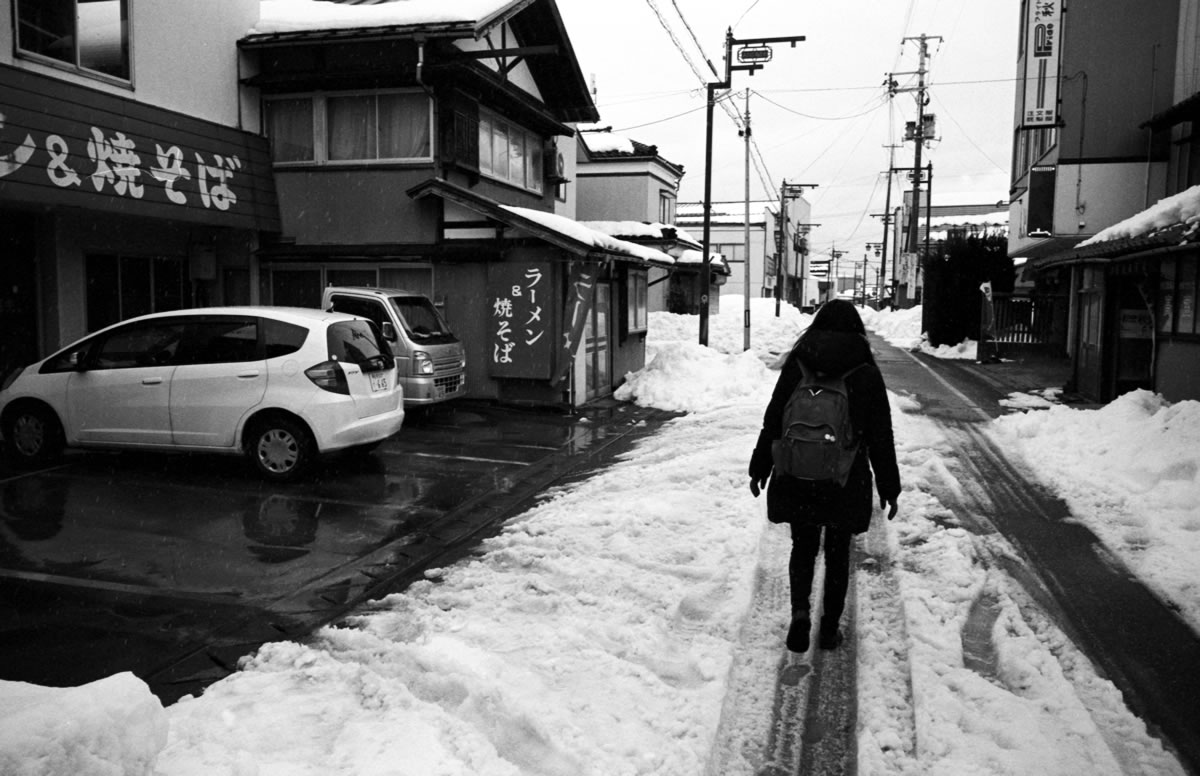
<box><xmin>676</xmin><ymin>195</ymin><xmax>812</xmax><ymax>307</ymax></box>
<box><xmin>573</xmin><ymin>127</ymin><xmax>725</xmax><ymax>316</ymax></box>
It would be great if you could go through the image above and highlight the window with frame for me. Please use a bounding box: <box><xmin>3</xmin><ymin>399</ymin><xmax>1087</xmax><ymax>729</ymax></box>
<box><xmin>659</xmin><ymin>192</ymin><xmax>676</xmax><ymax>225</ymax></box>
<box><xmin>1159</xmin><ymin>256</ymin><xmax>1199</xmax><ymax>336</ymax></box>
<box><xmin>265</xmin><ymin>91</ymin><xmax>432</xmax><ymax>165</ymax></box>
<box><xmin>86</xmin><ymin>254</ymin><xmax>187</xmax><ymax>332</ymax></box>
<box><xmin>16</xmin><ymin>0</ymin><xmax>130</xmax><ymax>81</ymax></box>
<box><xmin>478</xmin><ymin>113</ymin><xmax>544</xmax><ymax>193</ymax></box>
<box><xmin>1014</xmin><ymin>126</ymin><xmax>1058</xmax><ymax>180</ymax></box>
<box><xmin>626</xmin><ymin>268</ymin><xmax>648</xmax><ymax>335</ymax></box>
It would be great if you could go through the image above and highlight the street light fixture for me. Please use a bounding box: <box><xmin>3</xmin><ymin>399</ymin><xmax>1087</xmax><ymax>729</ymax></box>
<box><xmin>698</xmin><ymin>28</ymin><xmax>806</xmax><ymax>346</ymax></box>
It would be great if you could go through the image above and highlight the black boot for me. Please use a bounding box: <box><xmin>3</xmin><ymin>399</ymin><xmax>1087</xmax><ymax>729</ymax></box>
<box><xmin>786</xmin><ymin>612</ymin><xmax>811</xmax><ymax>652</ymax></box>
<box><xmin>818</xmin><ymin>617</ymin><xmax>843</xmax><ymax>650</ymax></box>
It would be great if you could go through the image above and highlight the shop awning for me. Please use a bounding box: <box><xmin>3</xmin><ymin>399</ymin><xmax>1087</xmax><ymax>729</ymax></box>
<box><xmin>406</xmin><ymin>178</ymin><xmax>675</xmax><ymax>266</ymax></box>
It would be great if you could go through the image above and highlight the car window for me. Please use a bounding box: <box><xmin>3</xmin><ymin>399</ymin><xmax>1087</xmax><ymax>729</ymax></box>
<box><xmin>179</xmin><ymin>318</ymin><xmax>260</xmax><ymax>365</ymax></box>
<box><xmin>390</xmin><ymin>296</ymin><xmax>455</xmax><ymax>343</ymax></box>
<box><xmin>329</xmin><ymin>295</ymin><xmax>389</xmax><ymax>333</ymax></box>
<box><xmin>263</xmin><ymin>318</ymin><xmax>309</xmax><ymax>359</ymax></box>
<box><xmin>327</xmin><ymin>320</ymin><xmax>392</xmax><ymax>372</ymax></box>
<box><xmin>92</xmin><ymin>321</ymin><xmax>186</xmax><ymax>370</ymax></box>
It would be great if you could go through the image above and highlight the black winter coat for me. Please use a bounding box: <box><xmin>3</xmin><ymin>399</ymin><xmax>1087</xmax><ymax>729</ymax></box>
<box><xmin>749</xmin><ymin>330</ymin><xmax>901</xmax><ymax>533</ymax></box>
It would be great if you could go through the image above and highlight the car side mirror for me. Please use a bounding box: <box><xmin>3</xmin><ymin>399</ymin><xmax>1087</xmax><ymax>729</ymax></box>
<box><xmin>381</xmin><ymin>321</ymin><xmax>397</xmax><ymax>342</ymax></box>
<box><xmin>69</xmin><ymin>351</ymin><xmax>87</xmax><ymax>371</ymax></box>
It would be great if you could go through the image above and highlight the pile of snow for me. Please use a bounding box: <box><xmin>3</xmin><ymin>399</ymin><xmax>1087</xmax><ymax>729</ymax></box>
<box><xmin>0</xmin><ymin>673</ymin><xmax>166</xmax><ymax>776</ymax></box>
<box><xmin>991</xmin><ymin>389</ymin><xmax>1200</xmax><ymax>631</ymax></box>
<box><xmin>579</xmin><ymin>131</ymin><xmax>636</xmax><ymax>156</ymax></box>
<box><xmin>859</xmin><ymin>305</ymin><xmax>925</xmax><ymax>350</ymax></box>
<box><xmin>1080</xmin><ymin>184</ymin><xmax>1200</xmax><ymax>246</ymax></box>
<box><xmin>503</xmin><ymin>206</ymin><xmax>674</xmax><ymax>264</ymax></box>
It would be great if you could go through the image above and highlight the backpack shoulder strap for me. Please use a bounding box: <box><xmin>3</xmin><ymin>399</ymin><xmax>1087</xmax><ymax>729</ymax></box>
<box><xmin>840</xmin><ymin>362</ymin><xmax>869</xmax><ymax>381</ymax></box>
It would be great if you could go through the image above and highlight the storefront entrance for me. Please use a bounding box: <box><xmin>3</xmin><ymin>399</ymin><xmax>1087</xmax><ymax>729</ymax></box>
<box><xmin>0</xmin><ymin>218</ymin><xmax>40</xmax><ymax>378</ymax></box>
<box><xmin>581</xmin><ymin>283</ymin><xmax>611</xmax><ymax>401</ymax></box>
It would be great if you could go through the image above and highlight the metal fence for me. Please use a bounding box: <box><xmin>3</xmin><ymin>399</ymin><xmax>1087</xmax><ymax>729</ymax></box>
<box><xmin>982</xmin><ymin>293</ymin><xmax>1066</xmax><ymax>347</ymax></box>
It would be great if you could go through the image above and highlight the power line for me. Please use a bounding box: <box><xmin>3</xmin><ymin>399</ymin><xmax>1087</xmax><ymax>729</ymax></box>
<box><xmin>669</xmin><ymin>0</ymin><xmax>720</xmax><ymax>78</ymax></box>
<box><xmin>612</xmin><ymin>103</ymin><xmax>710</xmax><ymax>132</ymax></box>
<box><xmin>929</xmin><ymin>92</ymin><xmax>1008</xmax><ymax>173</ymax></box>
<box><xmin>753</xmin><ymin>90</ymin><xmax>890</xmax><ymax>121</ymax></box>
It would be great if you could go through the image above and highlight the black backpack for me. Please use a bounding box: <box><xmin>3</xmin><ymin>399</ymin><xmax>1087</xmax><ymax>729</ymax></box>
<box><xmin>770</xmin><ymin>363</ymin><xmax>865</xmax><ymax>486</ymax></box>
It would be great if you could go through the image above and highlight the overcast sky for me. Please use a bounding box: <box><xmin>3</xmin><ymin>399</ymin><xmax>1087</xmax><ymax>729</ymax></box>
<box><xmin>557</xmin><ymin>0</ymin><xmax>1019</xmax><ymax>267</ymax></box>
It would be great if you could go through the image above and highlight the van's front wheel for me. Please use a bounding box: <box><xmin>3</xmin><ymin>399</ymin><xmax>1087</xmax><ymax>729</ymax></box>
<box><xmin>246</xmin><ymin>416</ymin><xmax>313</xmax><ymax>482</ymax></box>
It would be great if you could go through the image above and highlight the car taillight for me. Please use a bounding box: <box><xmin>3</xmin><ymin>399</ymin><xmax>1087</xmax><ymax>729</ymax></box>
<box><xmin>413</xmin><ymin>351</ymin><xmax>434</xmax><ymax>375</ymax></box>
<box><xmin>305</xmin><ymin>361</ymin><xmax>349</xmax><ymax>394</ymax></box>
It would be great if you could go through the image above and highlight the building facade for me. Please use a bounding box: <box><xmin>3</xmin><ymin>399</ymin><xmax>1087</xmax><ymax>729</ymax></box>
<box><xmin>240</xmin><ymin>0</ymin><xmax>670</xmax><ymax>407</ymax></box>
<box><xmin>0</xmin><ymin>0</ymin><xmax>279</xmax><ymax>380</ymax></box>
<box><xmin>1010</xmin><ymin>0</ymin><xmax>1200</xmax><ymax>402</ymax></box>
<box><xmin>676</xmin><ymin>195</ymin><xmax>813</xmax><ymax>307</ymax></box>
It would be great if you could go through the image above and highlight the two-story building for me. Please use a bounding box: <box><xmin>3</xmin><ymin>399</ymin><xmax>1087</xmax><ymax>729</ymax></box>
<box><xmin>573</xmin><ymin>126</ymin><xmax>724</xmax><ymax>316</ymax></box>
<box><xmin>240</xmin><ymin>0</ymin><xmax>671</xmax><ymax>407</ymax></box>
<box><xmin>1007</xmin><ymin>0</ymin><xmax>1200</xmax><ymax>402</ymax></box>
<box><xmin>0</xmin><ymin>0</ymin><xmax>280</xmax><ymax>379</ymax></box>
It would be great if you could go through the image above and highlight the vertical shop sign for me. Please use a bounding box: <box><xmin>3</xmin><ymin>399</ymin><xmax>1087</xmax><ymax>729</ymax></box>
<box><xmin>1023</xmin><ymin>0</ymin><xmax>1062</xmax><ymax>127</ymax></box>
<box><xmin>487</xmin><ymin>262</ymin><xmax>553</xmax><ymax>379</ymax></box>
<box><xmin>550</xmin><ymin>261</ymin><xmax>600</xmax><ymax>387</ymax></box>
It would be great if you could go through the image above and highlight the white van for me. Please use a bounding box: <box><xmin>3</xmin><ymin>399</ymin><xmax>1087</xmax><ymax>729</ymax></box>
<box><xmin>322</xmin><ymin>287</ymin><xmax>467</xmax><ymax>406</ymax></box>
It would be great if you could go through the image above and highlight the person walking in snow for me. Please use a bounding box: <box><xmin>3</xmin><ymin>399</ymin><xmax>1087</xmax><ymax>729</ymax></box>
<box><xmin>748</xmin><ymin>299</ymin><xmax>901</xmax><ymax>652</ymax></box>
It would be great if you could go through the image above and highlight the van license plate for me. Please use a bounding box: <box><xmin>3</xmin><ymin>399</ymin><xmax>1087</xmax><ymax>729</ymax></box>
<box><xmin>369</xmin><ymin>373</ymin><xmax>389</xmax><ymax>392</ymax></box>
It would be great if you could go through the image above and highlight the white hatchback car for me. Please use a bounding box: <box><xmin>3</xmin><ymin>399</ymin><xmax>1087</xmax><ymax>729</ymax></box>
<box><xmin>0</xmin><ymin>307</ymin><xmax>405</xmax><ymax>481</ymax></box>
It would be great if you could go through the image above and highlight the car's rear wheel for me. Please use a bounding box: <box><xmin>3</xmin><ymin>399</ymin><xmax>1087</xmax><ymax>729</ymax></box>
<box><xmin>246</xmin><ymin>416</ymin><xmax>313</xmax><ymax>482</ymax></box>
<box><xmin>3</xmin><ymin>404</ymin><xmax>65</xmax><ymax>467</ymax></box>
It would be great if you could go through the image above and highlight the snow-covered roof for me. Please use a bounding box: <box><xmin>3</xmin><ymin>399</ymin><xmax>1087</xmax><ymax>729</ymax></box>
<box><xmin>579</xmin><ymin>221</ymin><xmax>703</xmax><ymax>250</ymax></box>
<box><xmin>250</xmin><ymin>0</ymin><xmax>517</xmax><ymax>35</ymax></box>
<box><xmin>503</xmin><ymin>207</ymin><xmax>674</xmax><ymax>265</ymax></box>
<box><xmin>1079</xmin><ymin>184</ymin><xmax>1200</xmax><ymax>247</ymax></box>
<box><xmin>580</xmin><ymin>132</ymin><xmax>635</xmax><ymax>156</ymax></box>
<box><xmin>925</xmin><ymin>210</ymin><xmax>1009</xmax><ymax>229</ymax></box>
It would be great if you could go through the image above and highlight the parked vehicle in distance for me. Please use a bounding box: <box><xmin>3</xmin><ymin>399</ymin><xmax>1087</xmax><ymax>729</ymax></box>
<box><xmin>0</xmin><ymin>307</ymin><xmax>405</xmax><ymax>481</ymax></box>
<box><xmin>321</xmin><ymin>286</ymin><xmax>467</xmax><ymax>406</ymax></box>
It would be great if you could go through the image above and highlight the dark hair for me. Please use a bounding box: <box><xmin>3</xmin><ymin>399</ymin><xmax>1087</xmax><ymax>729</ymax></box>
<box><xmin>807</xmin><ymin>299</ymin><xmax>866</xmax><ymax>335</ymax></box>
<box><xmin>787</xmin><ymin>299</ymin><xmax>873</xmax><ymax>365</ymax></box>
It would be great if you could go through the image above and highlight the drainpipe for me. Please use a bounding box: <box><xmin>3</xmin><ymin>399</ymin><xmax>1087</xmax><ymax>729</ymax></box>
<box><xmin>1145</xmin><ymin>44</ymin><xmax>1160</xmax><ymax>208</ymax></box>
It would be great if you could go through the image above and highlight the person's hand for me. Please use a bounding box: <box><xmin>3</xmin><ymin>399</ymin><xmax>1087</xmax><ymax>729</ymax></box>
<box><xmin>881</xmin><ymin>497</ymin><xmax>898</xmax><ymax>520</ymax></box>
<box><xmin>750</xmin><ymin>477</ymin><xmax>768</xmax><ymax>497</ymax></box>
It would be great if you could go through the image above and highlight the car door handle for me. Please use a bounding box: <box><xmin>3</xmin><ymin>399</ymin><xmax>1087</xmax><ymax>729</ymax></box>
<box><xmin>142</xmin><ymin>377</ymin><xmax>163</xmax><ymax>385</ymax></box>
<box><xmin>237</xmin><ymin>370</ymin><xmax>261</xmax><ymax>379</ymax></box>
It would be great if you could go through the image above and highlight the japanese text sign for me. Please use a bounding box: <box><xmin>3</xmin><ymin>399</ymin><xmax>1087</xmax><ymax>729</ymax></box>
<box><xmin>1022</xmin><ymin>0</ymin><xmax>1062</xmax><ymax>127</ymax></box>
<box><xmin>487</xmin><ymin>262</ymin><xmax>554</xmax><ymax>379</ymax></box>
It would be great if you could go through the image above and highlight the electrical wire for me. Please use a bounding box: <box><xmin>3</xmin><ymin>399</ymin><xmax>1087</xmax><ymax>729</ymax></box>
<box><xmin>669</xmin><ymin>0</ymin><xmax>721</xmax><ymax>77</ymax></box>
<box><xmin>928</xmin><ymin>92</ymin><xmax>1008</xmax><ymax>173</ymax></box>
<box><xmin>612</xmin><ymin>103</ymin><xmax>710</xmax><ymax>132</ymax></box>
<box><xmin>753</xmin><ymin>90</ymin><xmax>890</xmax><ymax>121</ymax></box>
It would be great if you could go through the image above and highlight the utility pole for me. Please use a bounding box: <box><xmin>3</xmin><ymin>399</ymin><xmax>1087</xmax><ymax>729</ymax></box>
<box><xmin>699</xmin><ymin>28</ymin><xmax>805</xmax><ymax>346</ymax></box>
<box><xmin>878</xmin><ymin>142</ymin><xmax>901</xmax><ymax>305</ymax></box>
<box><xmin>742</xmin><ymin>89</ymin><xmax>752</xmax><ymax>351</ymax></box>
<box><xmin>891</xmin><ymin>35</ymin><xmax>941</xmax><ymax>268</ymax></box>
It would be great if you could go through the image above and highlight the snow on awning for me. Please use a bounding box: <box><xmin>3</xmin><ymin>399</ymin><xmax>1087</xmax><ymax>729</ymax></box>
<box><xmin>406</xmin><ymin>178</ymin><xmax>674</xmax><ymax>266</ymax></box>
<box><xmin>507</xmin><ymin>208</ymin><xmax>675</xmax><ymax>265</ymax></box>
<box><xmin>1079</xmin><ymin>184</ymin><xmax>1200</xmax><ymax>247</ymax></box>
<box><xmin>579</xmin><ymin>221</ymin><xmax>703</xmax><ymax>250</ymax></box>
<box><xmin>249</xmin><ymin>0</ymin><xmax>520</xmax><ymax>37</ymax></box>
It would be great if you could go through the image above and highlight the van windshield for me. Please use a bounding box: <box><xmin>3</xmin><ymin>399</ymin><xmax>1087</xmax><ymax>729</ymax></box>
<box><xmin>389</xmin><ymin>297</ymin><xmax>457</xmax><ymax>343</ymax></box>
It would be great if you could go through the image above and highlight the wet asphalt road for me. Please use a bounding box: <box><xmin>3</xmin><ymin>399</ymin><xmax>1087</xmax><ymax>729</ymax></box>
<box><xmin>0</xmin><ymin>399</ymin><xmax>673</xmax><ymax>703</ymax></box>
